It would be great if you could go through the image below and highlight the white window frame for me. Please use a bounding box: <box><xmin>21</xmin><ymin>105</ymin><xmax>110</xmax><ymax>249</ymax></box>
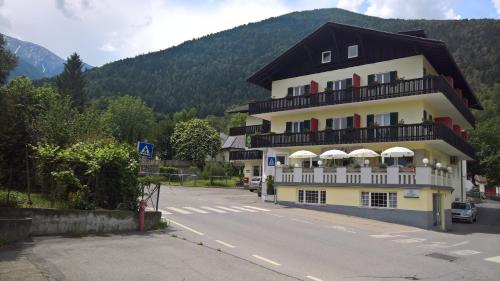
<box><xmin>374</xmin><ymin>72</ymin><xmax>391</xmax><ymax>83</ymax></box>
<box><xmin>322</xmin><ymin>51</ymin><xmax>332</xmax><ymax>64</ymax></box>
<box><xmin>348</xmin><ymin>45</ymin><xmax>358</xmax><ymax>58</ymax></box>
<box><xmin>293</xmin><ymin>86</ymin><xmax>304</xmax><ymax>97</ymax></box>
<box><xmin>374</xmin><ymin>113</ymin><xmax>391</xmax><ymax>126</ymax></box>
<box><xmin>360</xmin><ymin>191</ymin><xmax>397</xmax><ymax>209</ymax></box>
<box><xmin>298</xmin><ymin>189</ymin><xmax>326</xmax><ymax>205</ymax></box>
<box><xmin>292</xmin><ymin>121</ymin><xmax>303</xmax><ymax>133</ymax></box>
<box><xmin>331</xmin><ymin>117</ymin><xmax>348</xmax><ymax>130</ymax></box>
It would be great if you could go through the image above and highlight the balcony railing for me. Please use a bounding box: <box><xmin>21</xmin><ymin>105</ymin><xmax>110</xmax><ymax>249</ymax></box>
<box><xmin>229</xmin><ymin>150</ymin><xmax>263</xmax><ymax>161</ymax></box>
<box><xmin>229</xmin><ymin>124</ymin><xmax>267</xmax><ymax>136</ymax></box>
<box><xmin>248</xmin><ymin>75</ymin><xmax>475</xmax><ymax>126</ymax></box>
<box><xmin>251</xmin><ymin>123</ymin><xmax>475</xmax><ymax>159</ymax></box>
<box><xmin>275</xmin><ymin>166</ymin><xmax>452</xmax><ymax>187</ymax></box>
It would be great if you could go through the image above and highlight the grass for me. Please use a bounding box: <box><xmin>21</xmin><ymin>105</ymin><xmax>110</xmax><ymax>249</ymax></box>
<box><xmin>0</xmin><ymin>190</ymin><xmax>69</xmax><ymax>209</ymax></box>
<box><xmin>161</xmin><ymin>176</ymin><xmax>241</xmax><ymax>188</ymax></box>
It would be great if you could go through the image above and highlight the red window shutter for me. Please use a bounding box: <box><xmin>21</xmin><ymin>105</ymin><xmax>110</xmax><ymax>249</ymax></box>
<box><xmin>352</xmin><ymin>73</ymin><xmax>360</xmax><ymax>87</ymax></box>
<box><xmin>455</xmin><ymin>88</ymin><xmax>462</xmax><ymax>99</ymax></box>
<box><xmin>463</xmin><ymin>98</ymin><xmax>469</xmax><ymax>107</ymax></box>
<box><xmin>310</xmin><ymin>118</ymin><xmax>318</xmax><ymax>132</ymax></box>
<box><xmin>453</xmin><ymin>124</ymin><xmax>461</xmax><ymax>135</ymax></box>
<box><xmin>435</xmin><ymin>117</ymin><xmax>452</xmax><ymax>128</ymax></box>
<box><xmin>461</xmin><ymin>131</ymin><xmax>468</xmax><ymax>140</ymax></box>
<box><xmin>353</xmin><ymin>114</ymin><xmax>360</xmax><ymax>128</ymax></box>
<box><xmin>310</xmin><ymin>81</ymin><xmax>319</xmax><ymax>94</ymax></box>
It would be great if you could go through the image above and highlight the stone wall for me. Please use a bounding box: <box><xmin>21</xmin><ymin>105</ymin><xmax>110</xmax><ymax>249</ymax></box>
<box><xmin>0</xmin><ymin>208</ymin><xmax>161</xmax><ymax>236</ymax></box>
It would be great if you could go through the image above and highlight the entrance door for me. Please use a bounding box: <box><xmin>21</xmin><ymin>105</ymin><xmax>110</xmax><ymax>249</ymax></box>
<box><xmin>432</xmin><ymin>193</ymin><xmax>441</xmax><ymax>226</ymax></box>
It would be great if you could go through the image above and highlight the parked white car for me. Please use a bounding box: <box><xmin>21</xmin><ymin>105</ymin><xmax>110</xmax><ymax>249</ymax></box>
<box><xmin>248</xmin><ymin>176</ymin><xmax>261</xmax><ymax>192</ymax></box>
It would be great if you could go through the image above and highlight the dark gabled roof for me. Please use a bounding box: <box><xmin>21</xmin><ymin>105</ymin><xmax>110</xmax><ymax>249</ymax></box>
<box><xmin>247</xmin><ymin>22</ymin><xmax>482</xmax><ymax>110</ymax></box>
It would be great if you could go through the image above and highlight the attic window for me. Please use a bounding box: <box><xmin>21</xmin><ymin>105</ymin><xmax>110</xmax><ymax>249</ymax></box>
<box><xmin>348</xmin><ymin>45</ymin><xmax>358</xmax><ymax>58</ymax></box>
<box><xmin>322</xmin><ymin>51</ymin><xmax>332</xmax><ymax>64</ymax></box>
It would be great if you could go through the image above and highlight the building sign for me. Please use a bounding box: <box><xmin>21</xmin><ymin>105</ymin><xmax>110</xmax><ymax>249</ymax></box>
<box><xmin>267</xmin><ymin>156</ymin><xmax>276</xmax><ymax>167</ymax></box>
<box><xmin>404</xmin><ymin>189</ymin><xmax>420</xmax><ymax>198</ymax></box>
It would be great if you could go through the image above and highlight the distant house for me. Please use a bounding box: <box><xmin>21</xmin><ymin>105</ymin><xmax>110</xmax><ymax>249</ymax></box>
<box><xmin>227</xmin><ymin>22</ymin><xmax>482</xmax><ymax>230</ymax></box>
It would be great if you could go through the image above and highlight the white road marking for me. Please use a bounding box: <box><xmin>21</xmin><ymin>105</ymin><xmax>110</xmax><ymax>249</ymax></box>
<box><xmin>385</xmin><ymin>229</ymin><xmax>423</xmax><ymax>235</ymax></box>
<box><xmin>326</xmin><ymin>225</ymin><xmax>356</xmax><ymax>234</ymax></box>
<box><xmin>252</xmin><ymin>255</ymin><xmax>281</xmax><ymax>266</ymax></box>
<box><xmin>484</xmin><ymin>256</ymin><xmax>500</xmax><ymax>264</ymax></box>
<box><xmin>216</xmin><ymin>206</ymin><xmax>242</xmax><ymax>213</ymax></box>
<box><xmin>266</xmin><ymin>213</ymin><xmax>284</xmax><ymax>218</ymax></box>
<box><xmin>231</xmin><ymin>206</ymin><xmax>258</xmax><ymax>212</ymax></box>
<box><xmin>418</xmin><ymin>241</ymin><xmax>469</xmax><ymax>249</ymax></box>
<box><xmin>370</xmin><ymin>234</ymin><xmax>405</xmax><ymax>238</ymax></box>
<box><xmin>169</xmin><ymin>220</ymin><xmax>204</xmax><ymax>236</ymax></box>
<box><xmin>392</xmin><ymin>238</ymin><xmax>426</xmax><ymax>244</ymax></box>
<box><xmin>451</xmin><ymin>250</ymin><xmax>480</xmax><ymax>256</ymax></box>
<box><xmin>306</xmin><ymin>276</ymin><xmax>324</xmax><ymax>281</ymax></box>
<box><xmin>167</xmin><ymin>207</ymin><xmax>192</xmax><ymax>214</ymax></box>
<box><xmin>292</xmin><ymin>218</ymin><xmax>313</xmax><ymax>224</ymax></box>
<box><xmin>201</xmin><ymin>206</ymin><xmax>227</xmax><ymax>213</ymax></box>
<box><xmin>183</xmin><ymin>207</ymin><xmax>209</xmax><ymax>214</ymax></box>
<box><xmin>215</xmin><ymin>240</ymin><xmax>235</xmax><ymax>248</ymax></box>
<box><xmin>244</xmin><ymin>205</ymin><xmax>271</xmax><ymax>212</ymax></box>
<box><xmin>158</xmin><ymin>209</ymin><xmax>173</xmax><ymax>215</ymax></box>
<box><xmin>451</xmin><ymin>241</ymin><xmax>469</xmax><ymax>247</ymax></box>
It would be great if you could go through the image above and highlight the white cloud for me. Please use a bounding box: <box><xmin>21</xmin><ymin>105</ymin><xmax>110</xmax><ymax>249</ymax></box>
<box><xmin>55</xmin><ymin>0</ymin><xmax>91</xmax><ymax>19</ymax></box>
<box><xmin>492</xmin><ymin>0</ymin><xmax>500</xmax><ymax>18</ymax></box>
<box><xmin>337</xmin><ymin>0</ymin><xmax>365</xmax><ymax>12</ymax></box>
<box><xmin>99</xmin><ymin>42</ymin><xmax>116</xmax><ymax>52</ymax></box>
<box><xmin>364</xmin><ymin>0</ymin><xmax>460</xmax><ymax>19</ymax></box>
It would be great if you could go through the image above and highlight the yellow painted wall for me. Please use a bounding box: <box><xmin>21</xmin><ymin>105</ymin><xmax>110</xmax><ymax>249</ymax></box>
<box><xmin>243</xmin><ymin>160</ymin><xmax>262</xmax><ymax>178</ymax></box>
<box><xmin>246</xmin><ymin>116</ymin><xmax>263</xmax><ymax>126</ymax></box>
<box><xmin>271</xmin><ymin>55</ymin><xmax>425</xmax><ymax>99</ymax></box>
<box><xmin>277</xmin><ymin>185</ymin><xmax>451</xmax><ymax>212</ymax></box>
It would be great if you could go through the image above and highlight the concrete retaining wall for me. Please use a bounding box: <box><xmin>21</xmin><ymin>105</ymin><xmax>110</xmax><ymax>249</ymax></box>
<box><xmin>0</xmin><ymin>208</ymin><xmax>161</xmax><ymax>236</ymax></box>
<box><xmin>0</xmin><ymin>217</ymin><xmax>32</xmax><ymax>242</ymax></box>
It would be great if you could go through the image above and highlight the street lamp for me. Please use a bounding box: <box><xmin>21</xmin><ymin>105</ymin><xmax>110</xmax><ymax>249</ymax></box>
<box><xmin>422</xmin><ymin>158</ymin><xmax>429</xmax><ymax>167</ymax></box>
<box><xmin>364</xmin><ymin>159</ymin><xmax>370</xmax><ymax>167</ymax></box>
<box><xmin>317</xmin><ymin>160</ymin><xmax>323</xmax><ymax>167</ymax></box>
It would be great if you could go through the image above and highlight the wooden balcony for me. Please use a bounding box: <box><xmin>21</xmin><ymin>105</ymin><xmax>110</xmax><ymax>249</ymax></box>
<box><xmin>229</xmin><ymin>123</ymin><xmax>270</xmax><ymax>136</ymax></box>
<box><xmin>229</xmin><ymin>150</ymin><xmax>263</xmax><ymax>160</ymax></box>
<box><xmin>248</xmin><ymin>75</ymin><xmax>475</xmax><ymax>126</ymax></box>
<box><xmin>276</xmin><ymin>166</ymin><xmax>452</xmax><ymax>187</ymax></box>
<box><xmin>250</xmin><ymin>123</ymin><xmax>475</xmax><ymax>159</ymax></box>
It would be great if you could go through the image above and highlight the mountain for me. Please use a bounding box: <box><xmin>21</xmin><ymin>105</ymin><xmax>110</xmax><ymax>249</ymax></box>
<box><xmin>83</xmin><ymin>8</ymin><xmax>500</xmax><ymax>116</ymax></box>
<box><xmin>4</xmin><ymin>34</ymin><xmax>92</xmax><ymax>80</ymax></box>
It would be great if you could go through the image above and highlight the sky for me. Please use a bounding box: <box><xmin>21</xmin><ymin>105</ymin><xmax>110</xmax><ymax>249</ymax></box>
<box><xmin>1</xmin><ymin>0</ymin><xmax>499</xmax><ymax>67</ymax></box>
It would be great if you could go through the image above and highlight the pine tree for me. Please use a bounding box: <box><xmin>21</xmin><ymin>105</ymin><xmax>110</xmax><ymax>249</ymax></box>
<box><xmin>0</xmin><ymin>34</ymin><xmax>17</xmax><ymax>85</ymax></box>
<box><xmin>57</xmin><ymin>53</ymin><xmax>86</xmax><ymax>111</ymax></box>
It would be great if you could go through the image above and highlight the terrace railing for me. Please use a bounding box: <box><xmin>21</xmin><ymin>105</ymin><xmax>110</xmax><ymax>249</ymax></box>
<box><xmin>229</xmin><ymin>150</ymin><xmax>263</xmax><ymax>161</ymax></box>
<box><xmin>249</xmin><ymin>75</ymin><xmax>474</xmax><ymax>126</ymax></box>
<box><xmin>251</xmin><ymin>123</ymin><xmax>475</xmax><ymax>159</ymax></box>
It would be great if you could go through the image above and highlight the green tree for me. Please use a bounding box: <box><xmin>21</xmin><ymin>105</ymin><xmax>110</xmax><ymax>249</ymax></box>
<box><xmin>57</xmin><ymin>53</ymin><xmax>86</xmax><ymax>111</ymax></box>
<box><xmin>226</xmin><ymin>113</ymin><xmax>247</xmax><ymax>132</ymax></box>
<box><xmin>105</xmin><ymin>95</ymin><xmax>155</xmax><ymax>144</ymax></box>
<box><xmin>36</xmin><ymin>94</ymin><xmax>76</xmax><ymax>147</ymax></box>
<box><xmin>171</xmin><ymin>119</ymin><xmax>220</xmax><ymax>167</ymax></box>
<box><xmin>0</xmin><ymin>34</ymin><xmax>17</xmax><ymax>85</ymax></box>
<box><xmin>470</xmin><ymin>112</ymin><xmax>500</xmax><ymax>187</ymax></box>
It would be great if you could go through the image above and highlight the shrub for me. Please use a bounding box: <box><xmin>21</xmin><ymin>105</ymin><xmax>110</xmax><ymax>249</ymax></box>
<box><xmin>201</xmin><ymin>162</ymin><xmax>226</xmax><ymax>178</ymax></box>
<box><xmin>68</xmin><ymin>185</ymin><xmax>94</xmax><ymax>210</ymax></box>
<box><xmin>159</xmin><ymin>166</ymin><xmax>179</xmax><ymax>174</ymax></box>
<box><xmin>266</xmin><ymin>175</ymin><xmax>275</xmax><ymax>195</ymax></box>
<box><xmin>0</xmin><ymin>191</ymin><xmax>25</xmax><ymax>208</ymax></box>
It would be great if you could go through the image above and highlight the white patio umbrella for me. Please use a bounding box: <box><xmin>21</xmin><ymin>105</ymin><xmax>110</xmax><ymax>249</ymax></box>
<box><xmin>289</xmin><ymin>150</ymin><xmax>317</xmax><ymax>168</ymax></box>
<box><xmin>320</xmin><ymin>149</ymin><xmax>348</xmax><ymax>167</ymax></box>
<box><xmin>381</xmin><ymin>147</ymin><xmax>414</xmax><ymax>166</ymax></box>
<box><xmin>348</xmin><ymin>148</ymin><xmax>379</xmax><ymax>166</ymax></box>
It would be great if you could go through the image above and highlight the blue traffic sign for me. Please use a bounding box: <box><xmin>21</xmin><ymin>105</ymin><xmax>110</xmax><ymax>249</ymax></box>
<box><xmin>137</xmin><ymin>142</ymin><xmax>154</xmax><ymax>159</ymax></box>
<box><xmin>267</xmin><ymin>156</ymin><xmax>276</xmax><ymax>167</ymax></box>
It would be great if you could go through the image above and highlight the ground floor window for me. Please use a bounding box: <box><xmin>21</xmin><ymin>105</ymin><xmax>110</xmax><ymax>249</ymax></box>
<box><xmin>361</xmin><ymin>191</ymin><xmax>397</xmax><ymax>208</ymax></box>
<box><xmin>298</xmin><ymin>190</ymin><xmax>326</xmax><ymax>205</ymax></box>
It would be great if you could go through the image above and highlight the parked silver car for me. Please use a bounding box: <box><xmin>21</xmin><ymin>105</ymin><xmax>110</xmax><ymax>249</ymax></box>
<box><xmin>248</xmin><ymin>176</ymin><xmax>261</xmax><ymax>192</ymax></box>
<box><xmin>451</xmin><ymin>202</ymin><xmax>478</xmax><ymax>223</ymax></box>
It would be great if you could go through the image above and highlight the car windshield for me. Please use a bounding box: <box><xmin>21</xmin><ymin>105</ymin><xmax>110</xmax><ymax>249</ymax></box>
<box><xmin>452</xmin><ymin>202</ymin><xmax>469</xmax><ymax>210</ymax></box>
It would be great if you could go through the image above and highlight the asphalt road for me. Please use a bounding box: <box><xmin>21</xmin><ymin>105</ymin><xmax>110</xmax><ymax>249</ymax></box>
<box><xmin>2</xmin><ymin>186</ymin><xmax>500</xmax><ymax>281</ymax></box>
<box><xmin>156</xmin><ymin>186</ymin><xmax>500</xmax><ymax>281</ymax></box>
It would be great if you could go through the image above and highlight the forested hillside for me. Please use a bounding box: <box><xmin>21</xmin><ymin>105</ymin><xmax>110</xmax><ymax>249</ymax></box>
<box><xmin>84</xmin><ymin>8</ymin><xmax>500</xmax><ymax>116</ymax></box>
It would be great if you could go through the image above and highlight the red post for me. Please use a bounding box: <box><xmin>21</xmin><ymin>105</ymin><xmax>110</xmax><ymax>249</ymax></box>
<box><xmin>138</xmin><ymin>200</ymin><xmax>146</xmax><ymax>231</ymax></box>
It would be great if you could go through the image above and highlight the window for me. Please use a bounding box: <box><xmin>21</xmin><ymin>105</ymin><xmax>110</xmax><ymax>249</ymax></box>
<box><xmin>375</xmin><ymin>72</ymin><xmax>391</xmax><ymax>83</ymax></box>
<box><xmin>332</xmin><ymin>117</ymin><xmax>348</xmax><ymax>130</ymax></box>
<box><xmin>322</xmin><ymin>51</ymin><xmax>332</xmax><ymax>64</ymax></box>
<box><xmin>348</xmin><ymin>45</ymin><xmax>358</xmax><ymax>58</ymax></box>
<box><xmin>361</xmin><ymin>192</ymin><xmax>397</xmax><ymax>208</ymax></box>
<box><xmin>326</xmin><ymin>78</ymin><xmax>352</xmax><ymax>91</ymax></box>
<box><xmin>374</xmin><ymin>113</ymin><xmax>391</xmax><ymax>126</ymax></box>
<box><xmin>298</xmin><ymin>190</ymin><xmax>304</xmax><ymax>203</ymax></box>
<box><xmin>298</xmin><ymin>190</ymin><xmax>326</xmax><ymax>205</ymax></box>
<box><xmin>293</xmin><ymin>86</ymin><xmax>304</xmax><ymax>96</ymax></box>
